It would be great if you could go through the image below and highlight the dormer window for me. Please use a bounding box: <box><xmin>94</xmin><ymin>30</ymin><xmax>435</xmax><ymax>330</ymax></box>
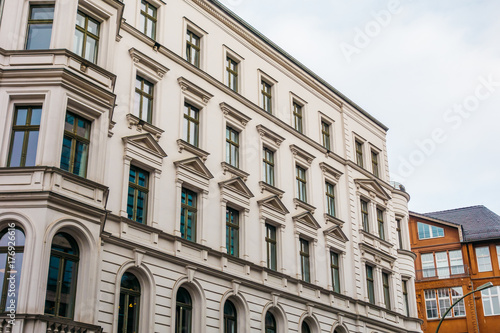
<box><xmin>417</xmin><ymin>222</ymin><xmax>444</xmax><ymax>240</ymax></box>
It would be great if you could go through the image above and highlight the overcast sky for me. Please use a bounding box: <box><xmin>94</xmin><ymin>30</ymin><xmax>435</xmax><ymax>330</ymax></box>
<box><xmin>219</xmin><ymin>0</ymin><xmax>500</xmax><ymax>215</ymax></box>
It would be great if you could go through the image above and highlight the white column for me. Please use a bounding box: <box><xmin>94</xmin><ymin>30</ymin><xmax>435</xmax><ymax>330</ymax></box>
<box><xmin>242</xmin><ymin>209</ymin><xmax>249</xmax><ymax>260</ymax></box>
<box><xmin>151</xmin><ymin>169</ymin><xmax>161</xmax><ymax>228</ymax></box>
<box><xmin>173</xmin><ymin>180</ymin><xmax>183</xmax><ymax>237</ymax></box>
<box><xmin>279</xmin><ymin>224</ymin><xmax>286</xmax><ymax>273</ymax></box>
<box><xmin>295</xmin><ymin>231</ymin><xmax>301</xmax><ymax>280</ymax></box>
<box><xmin>220</xmin><ymin>199</ymin><xmax>227</xmax><ymax>253</ymax></box>
<box><xmin>260</xmin><ymin>217</ymin><xmax>267</xmax><ymax>267</ymax></box>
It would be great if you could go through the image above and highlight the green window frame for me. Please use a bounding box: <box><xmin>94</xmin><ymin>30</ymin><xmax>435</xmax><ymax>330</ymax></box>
<box><xmin>402</xmin><ymin>280</ymin><xmax>410</xmax><ymax>316</ymax></box>
<box><xmin>8</xmin><ymin>105</ymin><xmax>42</xmax><ymax>167</ymax></box>
<box><xmin>134</xmin><ymin>75</ymin><xmax>154</xmax><ymax>123</ymax></box>
<box><xmin>180</xmin><ymin>188</ymin><xmax>197</xmax><ymax>241</ymax></box>
<box><xmin>360</xmin><ymin>199</ymin><xmax>369</xmax><ymax>232</ymax></box>
<box><xmin>397</xmin><ymin>219</ymin><xmax>403</xmax><ymax>249</ymax></box>
<box><xmin>293</xmin><ymin>102</ymin><xmax>303</xmax><ymax>133</ymax></box>
<box><xmin>186</xmin><ymin>30</ymin><xmax>200</xmax><ymax>67</ymax></box>
<box><xmin>366</xmin><ymin>265</ymin><xmax>375</xmax><ymax>304</ymax></box>
<box><xmin>265</xmin><ymin>311</ymin><xmax>276</xmax><ymax>333</ymax></box>
<box><xmin>0</xmin><ymin>227</ymin><xmax>25</xmax><ymax>313</ymax></box>
<box><xmin>175</xmin><ymin>287</ymin><xmax>192</xmax><ymax>333</ymax></box>
<box><xmin>261</xmin><ymin>81</ymin><xmax>272</xmax><ymax>113</ymax></box>
<box><xmin>44</xmin><ymin>233</ymin><xmax>79</xmax><ymax>318</ymax></box>
<box><xmin>296</xmin><ymin>165</ymin><xmax>307</xmax><ymax>202</ymax></box>
<box><xmin>226</xmin><ymin>127</ymin><xmax>239</xmax><ymax>168</ymax></box>
<box><xmin>226</xmin><ymin>57</ymin><xmax>238</xmax><ymax>92</ymax></box>
<box><xmin>60</xmin><ymin>112</ymin><xmax>91</xmax><ymax>178</ymax></box>
<box><xmin>325</xmin><ymin>182</ymin><xmax>336</xmax><ymax>217</ymax></box>
<box><xmin>321</xmin><ymin>121</ymin><xmax>331</xmax><ymax>150</ymax></box>
<box><xmin>382</xmin><ymin>272</ymin><xmax>391</xmax><ymax>309</ymax></box>
<box><xmin>183</xmin><ymin>103</ymin><xmax>200</xmax><ymax>147</ymax></box>
<box><xmin>223</xmin><ymin>300</ymin><xmax>237</xmax><ymax>333</ymax></box>
<box><xmin>73</xmin><ymin>11</ymin><xmax>100</xmax><ymax>64</ymax></box>
<box><xmin>371</xmin><ymin>150</ymin><xmax>379</xmax><ymax>177</ymax></box>
<box><xmin>127</xmin><ymin>165</ymin><xmax>149</xmax><ymax>224</ymax></box>
<box><xmin>263</xmin><ymin>148</ymin><xmax>275</xmax><ymax>186</ymax></box>
<box><xmin>299</xmin><ymin>238</ymin><xmax>310</xmax><ymax>283</ymax></box>
<box><xmin>266</xmin><ymin>224</ymin><xmax>277</xmax><ymax>271</ymax></box>
<box><xmin>377</xmin><ymin>208</ymin><xmax>385</xmax><ymax>240</ymax></box>
<box><xmin>355</xmin><ymin>140</ymin><xmax>364</xmax><ymax>168</ymax></box>
<box><xmin>330</xmin><ymin>251</ymin><xmax>340</xmax><ymax>293</ymax></box>
<box><xmin>140</xmin><ymin>0</ymin><xmax>157</xmax><ymax>39</ymax></box>
<box><xmin>226</xmin><ymin>207</ymin><xmax>239</xmax><ymax>257</ymax></box>
<box><xmin>25</xmin><ymin>5</ymin><xmax>54</xmax><ymax>50</ymax></box>
<box><xmin>118</xmin><ymin>272</ymin><xmax>141</xmax><ymax>333</ymax></box>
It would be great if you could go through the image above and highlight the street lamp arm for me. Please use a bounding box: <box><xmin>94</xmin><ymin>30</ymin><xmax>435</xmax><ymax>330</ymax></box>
<box><xmin>435</xmin><ymin>282</ymin><xmax>493</xmax><ymax>333</ymax></box>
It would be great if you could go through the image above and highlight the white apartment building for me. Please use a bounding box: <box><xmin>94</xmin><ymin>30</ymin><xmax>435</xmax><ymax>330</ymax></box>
<box><xmin>0</xmin><ymin>0</ymin><xmax>421</xmax><ymax>332</ymax></box>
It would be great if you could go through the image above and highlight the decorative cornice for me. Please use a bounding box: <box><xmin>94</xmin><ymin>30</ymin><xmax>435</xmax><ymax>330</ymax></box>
<box><xmin>176</xmin><ymin>139</ymin><xmax>210</xmax><ymax>161</ymax></box>
<box><xmin>126</xmin><ymin>113</ymin><xmax>164</xmax><ymax>141</ymax></box>
<box><xmin>258</xmin><ymin>181</ymin><xmax>285</xmax><ymax>198</ymax></box>
<box><xmin>319</xmin><ymin>162</ymin><xmax>343</xmax><ymax>181</ymax></box>
<box><xmin>290</xmin><ymin>144</ymin><xmax>315</xmax><ymax>165</ymax></box>
<box><xmin>256</xmin><ymin>124</ymin><xmax>285</xmax><ymax>146</ymax></box>
<box><xmin>293</xmin><ymin>198</ymin><xmax>316</xmax><ymax>214</ymax></box>
<box><xmin>129</xmin><ymin>47</ymin><xmax>169</xmax><ymax>79</ymax></box>
<box><xmin>177</xmin><ymin>76</ymin><xmax>214</xmax><ymax>103</ymax></box>
<box><xmin>220</xmin><ymin>102</ymin><xmax>251</xmax><ymax>127</ymax></box>
<box><xmin>220</xmin><ymin>162</ymin><xmax>249</xmax><ymax>181</ymax></box>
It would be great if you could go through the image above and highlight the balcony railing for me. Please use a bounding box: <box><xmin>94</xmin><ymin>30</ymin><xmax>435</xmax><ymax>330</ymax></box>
<box><xmin>416</xmin><ymin>265</ymin><xmax>469</xmax><ymax>281</ymax></box>
<box><xmin>0</xmin><ymin>314</ymin><xmax>103</xmax><ymax>333</ymax></box>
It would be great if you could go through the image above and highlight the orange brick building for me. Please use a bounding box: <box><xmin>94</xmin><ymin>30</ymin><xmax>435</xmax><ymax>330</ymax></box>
<box><xmin>410</xmin><ymin>206</ymin><xmax>500</xmax><ymax>333</ymax></box>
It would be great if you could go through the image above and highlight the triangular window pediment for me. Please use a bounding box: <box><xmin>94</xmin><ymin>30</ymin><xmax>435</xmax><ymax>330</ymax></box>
<box><xmin>324</xmin><ymin>226</ymin><xmax>349</xmax><ymax>242</ymax></box>
<box><xmin>355</xmin><ymin>178</ymin><xmax>391</xmax><ymax>201</ymax></box>
<box><xmin>257</xmin><ymin>195</ymin><xmax>289</xmax><ymax>215</ymax></box>
<box><xmin>219</xmin><ymin>177</ymin><xmax>254</xmax><ymax>198</ymax></box>
<box><xmin>293</xmin><ymin>212</ymin><xmax>321</xmax><ymax>230</ymax></box>
<box><xmin>123</xmin><ymin>133</ymin><xmax>167</xmax><ymax>158</ymax></box>
<box><xmin>174</xmin><ymin>157</ymin><xmax>214</xmax><ymax>180</ymax></box>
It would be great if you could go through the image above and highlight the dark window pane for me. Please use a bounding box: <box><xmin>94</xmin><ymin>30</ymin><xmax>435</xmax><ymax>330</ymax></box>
<box><xmin>44</xmin><ymin>256</ymin><xmax>60</xmax><ymax>315</ymax></box>
<box><xmin>60</xmin><ymin>136</ymin><xmax>72</xmax><ymax>171</ymax></box>
<box><xmin>58</xmin><ymin>259</ymin><xmax>77</xmax><ymax>317</ymax></box>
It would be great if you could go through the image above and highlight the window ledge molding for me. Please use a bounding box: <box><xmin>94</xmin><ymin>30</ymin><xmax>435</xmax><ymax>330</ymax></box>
<box><xmin>256</xmin><ymin>124</ymin><xmax>285</xmax><ymax>147</ymax></box>
<box><xmin>293</xmin><ymin>198</ymin><xmax>316</xmax><ymax>214</ymax></box>
<box><xmin>290</xmin><ymin>144</ymin><xmax>315</xmax><ymax>166</ymax></box>
<box><xmin>220</xmin><ymin>102</ymin><xmax>251</xmax><ymax>127</ymax></box>
<box><xmin>126</xmin><ymin>113</ymin><xmax>164</xmax><ymax>141</ymax></box>
<box><xmin>220</xmin><ymin>162</ymin><xmax>249</xmax><ymax>181</ymax></box>
<box><xmin>177</xmin><ymin>76</ymin><xmax>213</xmax><ymax>104</ymax></box>
<box><xmin>397</xmin><ymin>249</ymin><xmax>417</xmax><ymax>260</ymax></box>
<box><xmin>129</xmin><ymin>47</ymin><xmax>169</xmax><ymax>80</ymax></box>
<box><xmin>359</xmin><ymin>241</ymin><xmax>397</xmax><ymax>265</ymax></box>
<box><xmin>319</xmin><ymin>162</ymin><xmax>343</xmax><ymax>181</ymax></box>
<box><xmin>360</xmin><ymin>229</ymin><xmax>394</xmax><ymax>249</ymax></box>
<box><xmin>258</xmin><ymin>181</ymin><xmax>284</xmax><ymax>198</ymax></box>
<box><xmin>177</xmin><ymin>139</ymin><xmax>210</xmax><ymax>161</ymax></box>
<box><xmin>324</xmin><ymin>213</ymin><xmax>345</xmax><ymax>226</ymax></box>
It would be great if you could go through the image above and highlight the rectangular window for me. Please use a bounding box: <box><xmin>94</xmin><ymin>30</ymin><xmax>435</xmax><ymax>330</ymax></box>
<box><xmin>8</xmin><ymin>106</ymin><xmax>42</xmax><ymax>167</ymax></box>
<box><xmin>225</xmin><ymin>127</ymin><xmax>239</xmax><ymax>168</ymax></box>
<box><xmin>226</xmin><ymin>57</ymin><xmax>238</xmax><ymax>92</ymax></box>
<box><xmin>183</xmin><ymin>103</ymin><xmax>200</xmax><ymax>147</ymax></box>
<box><xmin>325</xmin><ymin>182</ymin><xmax>336</xmax><ymax>217</ymax></box>
<box><xmin>371</xmin><ymin>150</ymin><xmax>379</xmax><ymax>177</ymax></box>
<box><xmin>321</xmin><ymin>121</ymin><xmax>331</xmax><ymax>150</ymax></box>
<box><xmin>299</xmin><ymin>238</ymin><xmax>310</xmax><ymax>283</ymax></box>
<box><xmin>355</xmin><ymin>140</ymin><xmax>364</xmax><ymax>168</ymax></box>
<box><xmin>296</xmin><ymin>165</ymin><xmax>307</xmax><ymax>202</ymax></box>
<box><xmin>360</xmin><ymin>199</ymin><xmax>369</xmax><ymax>232</ymax></box>
<box><xmin>293</xmin><ymin>102</ymin><xmax>303</xmax><ymax>133</ymax></box>
<box><xmin>377</xmin><ymin>208</ymin><xmax>385</xmax><ymax>240</ymax></box>
<box><xmin>226</xmin><ymin>207</ymin><xmax>239</xmax><ymax>257</ymax></box>
<box><xmin>262</xmin><ymin>148</ymin><xmax>275</xmax><ymax>186</ymax></box>
<box><xmin>180</xmin><ymin>187</ymin><xmax>197</xmax><ymax>241</ymax></box>
<box><xmin>482</xmin><ymin>285</ymin><xmax>500</xmax><ymax>316</ymax></box>
<box><xmin>366</xmin><ymin>265</ymin><xmax>375</xmax><ymax>304</ymax></box>
<box><xmin>402</xmin><ymin>280</ymin><xmax>410</xmax><ymax>316</ymax></box>
<box><xmin>476</xmin><ymin>246</ymin><xmax>492</xmax><ymax>272</ymax></box>
<box><xmin>60</xmin><ymin>112</ymin><xmax>91</xmax><ymax>177</ymax></box>
<box><xmin>134</xmin><ymin>76</ymin><xmax>154</xmax><ymax>123</ymax></box>
<box><xmin>261</xmin><ymin>81</ymin><xmax>272</xmax><ymax>113</ymax></box>
<box><xmin>382</xmin><ymin>272</ymin><xmax>391</xmax><ymax>309</ymax></box>
<box><xmin>435</xmin><ymin>251</ymin><xmax>449</xmax><ymax>278</ymax></box>
<box><xmin>186</xmin><ymin>30</ymin><xmax>200</xmax><ymax>67</ymax></box>
<box><xmin>73</xmin><ymin>11</ymin><xmax>100</xmax><ymax>64</ymax></box>
<box><xmin>25</xmin><ymin>5</ymin><xmax>54</xmax><ymax>50</ymax></box>
<box><xmin>421</xmin><ymin>253</ymin><xmax>436</xmax><ymax>278</ymax></box>
<box><xmin>330</xmin><ymin>252</ymin><xmax>340</xmax><ymax>293</ymax></box>
<box><xmin>139</xmin><ymin>0</ymin><xmax>157</xmax><ymax>39</ymax></box>
<box><xmin>449</xmin><ymin>250</ymin><xmax>464</xmax><ymax>275</ymax></box>
<box><xmin>127</xmin><ymin>166</ymin><xmax>149</xmax><ymax>223</ymax></box>
<box><xmin>417</xmin><ymin>222</ymin><xmax>444</xmax><ymax>240</ymax></box>
<box><xmin>265</xmin><ymin>224</ymin><xmax>277</xmax><ymax>271</ymax></box>
<box><xmin>397</xmin><ymin>219</ymin><xmax>403</xmax><ymax>249</ymax></box>
<box><xmin>425</xmin><ymin>287</ymin><xmax>466</xmax><ymax>319</ymax></box>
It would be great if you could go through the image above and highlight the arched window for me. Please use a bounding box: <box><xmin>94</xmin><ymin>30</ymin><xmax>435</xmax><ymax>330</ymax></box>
<box><xmin>118</xmin><ymin>272</ymin><xmax>141</xmax><ymax>333</ymax></box>
<box><xmin>44</xmin><ymin>232</ymin><xmax>79</xmax><ymax>318</ymax></box>
<box><xmin>301</xmin><ymin>321</ymin><xmax>311</xmax><ymax>333</ymax></box>
<box><xmin>176</xmin><ymin>287</ymin><xmax>192</xmax><ymax>333</ymax></box>
<box><xmin>265</xmin><ymin>311</ymin><xmax>276</xmax><ymax>333</ymax></box>
<box><xmin>0</xmin><ymin>227</ymin><xmax>25</xmax><ymax>312</ymax></box>
<box><xmin>224</xmin><ymin>300</ymin><xmax>237</xmax><ymax>333</ymax></box>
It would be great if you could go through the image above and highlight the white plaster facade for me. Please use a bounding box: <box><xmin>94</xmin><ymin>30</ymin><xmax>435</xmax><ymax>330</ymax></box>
<box><xmin>0</xmin><ymin>0</ymin><xmax>422</xmax><ymax>332</ymax></box>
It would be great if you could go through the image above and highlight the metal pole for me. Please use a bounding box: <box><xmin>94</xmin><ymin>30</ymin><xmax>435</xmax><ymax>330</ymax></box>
<box><xmin>435</xmin><ymin>282</ymin><xmax>493</xmax><ymax>333</ymax></box>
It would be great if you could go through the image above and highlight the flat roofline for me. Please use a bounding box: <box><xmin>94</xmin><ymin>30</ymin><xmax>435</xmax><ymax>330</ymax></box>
<box><xmin>207</xmin><ymin>0</ymin><xmax>389</xmax><ymax>132</ymax></box>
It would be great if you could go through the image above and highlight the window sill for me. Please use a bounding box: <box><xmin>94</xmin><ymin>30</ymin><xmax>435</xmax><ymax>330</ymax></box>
<box><xmin>221</xmin><ymin>162</ymin><xmax>249</xmax><ymax>181</ymax></box>
<box><xmin>293</xmin><ymin>198</ymin><xmax>316</xmax><ymax>213</ymax></box>
<box><xmin>324</xmin><ymin>213</ymin><xmax>345</xmax><ymax>226</ymax></box>
<box><xmin>126</xmin><ymin>113</ymin><xmax>164</xmax><ymax>141</ymax></box>
<box><xmin>259</xmin><ymin>181</ymin><xmax>285</xmax><ymax>198</ymax></box>
<box><xmin>177</xmin><ymin>139</ymin><xmax>210</xmax><ymax>161</ymax></box>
